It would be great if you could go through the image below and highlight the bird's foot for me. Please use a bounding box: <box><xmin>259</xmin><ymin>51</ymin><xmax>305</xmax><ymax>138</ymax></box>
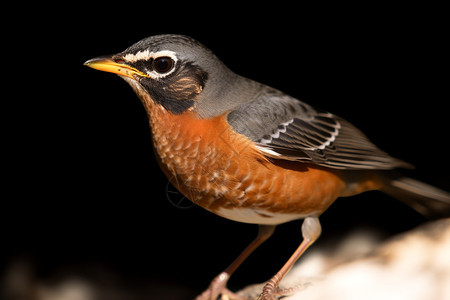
<box><xmin>257</xmin><ymin>280</ymin><xmax>302</xmax><ymax>300</ymax></box>
<box><xmin>196</xmin><ymin>272</ymin><xmax>247</xmax><ymax>300</ymax></box>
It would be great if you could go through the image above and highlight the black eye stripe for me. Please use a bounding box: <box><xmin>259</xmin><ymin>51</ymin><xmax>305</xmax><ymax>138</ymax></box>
<box><xmin>132</xmin><ymin>59</ymin><xmax>150</xmax><ymax>72</ymax></box>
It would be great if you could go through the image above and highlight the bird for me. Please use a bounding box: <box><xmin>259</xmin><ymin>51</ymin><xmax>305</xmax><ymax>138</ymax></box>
<box><xmin>84</xmin><ymin>34</ymin><xmax>450</xmax><ymax>300</ymax></box>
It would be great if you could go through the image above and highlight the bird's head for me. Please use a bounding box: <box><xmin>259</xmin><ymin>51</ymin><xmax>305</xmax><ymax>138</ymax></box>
<box><xmin>85</xmin><ymin>34</ymin><xmax>250</xmax><ymax>117</ymax></box>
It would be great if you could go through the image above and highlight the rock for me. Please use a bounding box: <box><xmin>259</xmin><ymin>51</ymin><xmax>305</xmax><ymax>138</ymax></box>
<box><xmin>237</xmin><ymin>218</ymin><xmax>450</xmax><ymax>300</ymax></box>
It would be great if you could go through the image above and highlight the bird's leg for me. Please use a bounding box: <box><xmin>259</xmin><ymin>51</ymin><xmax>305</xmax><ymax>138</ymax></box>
<box><xmin>196</xmin><ymin>225</ymin><xmax>276</xmax><ymax>300</ymax></box>
<box><xmin>258</xmin><ymin>217</ymin><xmax>321</xmax><ymax>300</ymax></box>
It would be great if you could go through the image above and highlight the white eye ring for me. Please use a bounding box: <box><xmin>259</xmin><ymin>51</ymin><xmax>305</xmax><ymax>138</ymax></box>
<box><xmin>146</xmin><ymin>52</ymin><xmax>178</xmax><ymax>79</ymax></box>
<box><xmin>123</xmin><ymin>50</ymin><xmax>178</xmax><ymax>79</ymax></box>
<box><xmin>153</xmin><ymin>57</ymin><xmax>175</xmax><ymax>74</ymax></box>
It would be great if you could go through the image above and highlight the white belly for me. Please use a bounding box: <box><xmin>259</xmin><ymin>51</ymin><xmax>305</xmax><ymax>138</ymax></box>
<box><xmin>215</xmin><ymin>207</ymin><xmax>316</xmax><ymax>225</ymax></box>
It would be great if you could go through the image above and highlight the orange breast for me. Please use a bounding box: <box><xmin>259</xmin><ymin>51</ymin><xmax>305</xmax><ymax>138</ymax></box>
<box><xmin>145</xmin><ymin>102</ymin><xmax>349</xmax><ymax>224</ymax></box>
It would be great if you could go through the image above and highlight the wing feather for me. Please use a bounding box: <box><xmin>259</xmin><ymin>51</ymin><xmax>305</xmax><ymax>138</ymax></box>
<box><xmin>227</xmin><ymin>87</ymin><xmax>412</xmax><ymax>170</ymax></box>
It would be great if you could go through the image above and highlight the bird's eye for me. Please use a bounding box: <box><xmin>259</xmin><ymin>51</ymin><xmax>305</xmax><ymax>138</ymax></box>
<box><xmin>153</xmin><ymin>57</ymin><xmax>174</xmax><ymax>74</ymax></box>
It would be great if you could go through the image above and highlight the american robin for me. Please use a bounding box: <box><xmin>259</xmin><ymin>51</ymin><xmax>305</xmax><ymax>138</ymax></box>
<box><xmin>84</xmin><ymin>34</ymin><xmax>450</xmax><ymax>300</ymax></box>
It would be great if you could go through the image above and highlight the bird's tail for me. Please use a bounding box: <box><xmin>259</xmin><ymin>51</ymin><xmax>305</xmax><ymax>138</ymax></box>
<box><xmin>380</xmin><ymin>172</ymin><xmax>450</xmax><ymax>219</ymax></box>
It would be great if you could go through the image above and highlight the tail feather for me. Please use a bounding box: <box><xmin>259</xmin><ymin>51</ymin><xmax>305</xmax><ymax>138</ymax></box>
<box><xmin>381</xmin><ymin>174</ymin><xmax>450</xmax><ymax>219</ymax></box>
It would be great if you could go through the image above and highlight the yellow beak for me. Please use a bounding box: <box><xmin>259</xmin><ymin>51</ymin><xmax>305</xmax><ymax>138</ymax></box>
<box><xmin>84</xmin><ymin>56</ymin><xmax>149</xmax><ymax>79</ymax></box>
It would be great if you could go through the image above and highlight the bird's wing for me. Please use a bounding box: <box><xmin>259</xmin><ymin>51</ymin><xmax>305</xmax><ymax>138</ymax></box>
<box><xmin>227</xmin><ymin>88</ymin><xmax>412</xmax><ymax>170</ymax></box>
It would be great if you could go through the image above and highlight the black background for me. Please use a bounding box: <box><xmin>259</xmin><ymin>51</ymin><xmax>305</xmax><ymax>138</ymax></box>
<box><xmin>3</xmin><ymin>4</ymin><xmax>449</xmax><ymax>299</ymax></box>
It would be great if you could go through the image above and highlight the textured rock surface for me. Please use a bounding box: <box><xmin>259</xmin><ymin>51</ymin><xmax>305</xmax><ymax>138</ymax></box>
<box><xmin>237</xmin><ymin>218</ymin><xmax>450</xmax><ymax>300</ymax></box>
